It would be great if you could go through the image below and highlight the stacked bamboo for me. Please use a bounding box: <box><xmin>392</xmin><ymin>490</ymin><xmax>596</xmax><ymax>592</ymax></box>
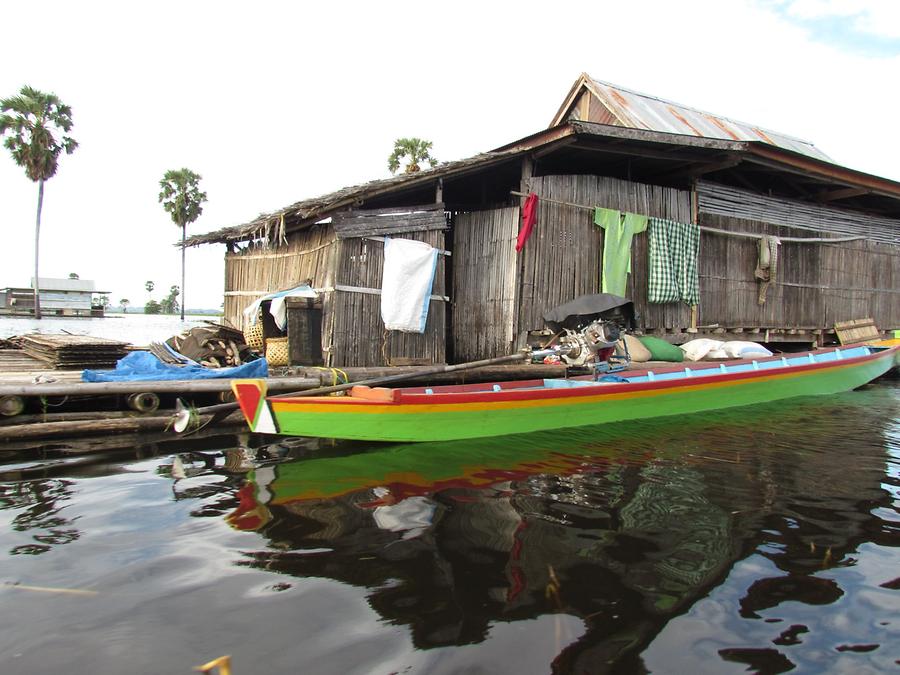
<box><xmin>16</xmin><ymin>334</ymin><xmax>129</xmax><ymax>369</ymax></box>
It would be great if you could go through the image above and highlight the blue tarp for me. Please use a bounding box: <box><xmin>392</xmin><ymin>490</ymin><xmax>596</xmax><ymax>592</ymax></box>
<box><xmin>82</xmin><ymin>351</ymin><xmax>269</xmax><ymax>382</ymax></box>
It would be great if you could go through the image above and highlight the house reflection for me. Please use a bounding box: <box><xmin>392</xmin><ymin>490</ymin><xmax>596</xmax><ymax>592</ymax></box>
<box><xmin>223</xmin><ymin>388</ymin><xmax>897</xmax><ymax>670</ymax></box>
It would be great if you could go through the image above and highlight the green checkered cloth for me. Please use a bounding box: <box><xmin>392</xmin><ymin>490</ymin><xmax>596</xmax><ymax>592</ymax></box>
<box><xmin>648</xmin><ymin>218</ymin><xmax>700</xmax><ymax>306</ymax></box>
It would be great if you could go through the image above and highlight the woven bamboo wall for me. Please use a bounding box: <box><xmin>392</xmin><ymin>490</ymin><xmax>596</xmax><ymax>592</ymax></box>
<box><xmin>326</xmin><ymin>230</ymin><xmax>447</xmax><ymax>367</ymax></box>
<box><xmin>223</xmin><ymin>224</ymin><xmax>335</xmax><ymax>330</ymax></box>
<box><xmin>516</xmin><ymin>175</ymin><xmax>693</xmax><ymax>334</ymax></box>
<box><xmin>698</xmin><ymin>181</ymin><xmax>900</xmax><ymax>245</ymax></box>
<box><xmin>452</xmin><ymin>208</ymin><xmax>519</xmax><ymax>360</ymax></box>
<box><xmin>698</xmin><ymin>213</ymin><xmax>900</xmax><ymax>329</ymax></box>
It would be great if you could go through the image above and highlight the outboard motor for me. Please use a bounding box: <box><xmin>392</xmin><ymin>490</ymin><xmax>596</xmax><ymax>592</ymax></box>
<box><xmin>536</xmin><ymin>293</ymin><xmax>636</xmax><ymax>375</ymax></box>
<box><xmin>557</xmin><ymin>320</ymin><xmax>621</xmax><ymax>367</ymax></box>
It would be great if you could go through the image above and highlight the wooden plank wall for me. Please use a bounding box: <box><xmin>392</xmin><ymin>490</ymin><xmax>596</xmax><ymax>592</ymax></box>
<box><xmin>516</xmin><ymin>175</ymin><xmax>693</xmax><ymax>335</ymax></box>
<box><xmin>452</xmin><ymin>208</ymin><xmax>519</xmax><ymax>360</ymax></box>
<box><xmin>223</xmin><ymin>224</ymin><xmax>335</xmax><ymax>330</ymax></box>
<box><xmin>698</xmin><ymin>213</ymin><xmax>900</xmax><ymax>329</ymax></box>
<box><xmin>327</xmin><ymin>230</ymin><xmax>447</xmax><ymax>367</ymax></box>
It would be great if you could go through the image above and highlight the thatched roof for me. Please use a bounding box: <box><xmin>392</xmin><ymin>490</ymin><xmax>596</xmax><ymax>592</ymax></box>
<box><xmin>183</xmin><ymin>148</ymin><xmax>524</xmax><ymax>247</ymax></box>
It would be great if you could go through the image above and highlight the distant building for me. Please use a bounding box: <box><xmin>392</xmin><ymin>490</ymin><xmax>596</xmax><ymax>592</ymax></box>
<box><xmin>0</xmin><ymin>278</ymin><xmax>109</xmax><ymax>317</ymax></box>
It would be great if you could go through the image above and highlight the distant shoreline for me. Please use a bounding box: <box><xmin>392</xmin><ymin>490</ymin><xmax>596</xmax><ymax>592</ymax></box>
<box><xmin>0</xmin><ymin>312</ymin><xmax>224</xmax><ymax>320</ymax></box>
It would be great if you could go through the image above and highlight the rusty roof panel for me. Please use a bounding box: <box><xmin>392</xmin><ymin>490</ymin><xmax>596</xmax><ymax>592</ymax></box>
<box><xmin>584</xmin><ymin>77</ymin><xmax>831</xmax><ymax>162</ymax></box>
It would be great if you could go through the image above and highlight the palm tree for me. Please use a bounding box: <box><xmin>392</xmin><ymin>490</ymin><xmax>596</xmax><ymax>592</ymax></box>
<box><xmin>120</xmin><ymin>298</ymin><xmax>130</xmax><ymax>313</ymax></box>
<box><xmin>388</xmin><ymin>138</ymin><xmax>438</xmax><ymax>174</ymax></box>
<box><xmin>0</xmin><ymin>86</ymin><xmax>78</xmax><ymax>319</ymax></box>
<box><xmin>159</xmin><ymin>169</ymin><xmax>206</xmax><ymax>320</ymax></box>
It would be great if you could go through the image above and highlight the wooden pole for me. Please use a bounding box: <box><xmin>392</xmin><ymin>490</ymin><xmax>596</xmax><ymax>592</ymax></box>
<box><xmin>0</xmin><ymin>375</ymin><xmax>320</xmax><ymax>398</ymax></box>
<box><xmin>291</xmin><ymin>352</ymin><xmax>530</xmax><ymax>397</ymax></box>
<box><xmin>509</xmin><ymin>190</ymin><xmax>864</xmax><ymax>243</ymax></box>
<box><xmin>0</xmin><ymin>409</ymin><xmax>160</xmax><ymax>426</ymax></box>
<box><xmin>177</xmin><ymin>351</ymin><xmax>532</xmax><ymax>424</ymax></box>
<box><xmin>0</xmin><ymin>410</ymin><xmax>245</xmax><ymax>441</ymax></box>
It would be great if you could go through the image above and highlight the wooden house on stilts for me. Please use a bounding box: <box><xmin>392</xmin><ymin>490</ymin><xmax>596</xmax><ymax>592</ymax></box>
<box><xmin>185</xmin><ymin>74</ymin><xmax>900</xmax><ymax>368</ymax></box>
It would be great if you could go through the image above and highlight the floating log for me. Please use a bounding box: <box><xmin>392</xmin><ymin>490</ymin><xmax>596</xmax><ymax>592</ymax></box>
<box><xmin>127</xmin><ymin>392</ymin><xmax>160</xmax><ymax>413</ymax></box>
<box><xmin>0</xmin><ymin>421</ymin><xmax>248</xmax><ymax>457</ymax></box>
<box><xmin>0</xmin><ymin>410</ymin><xmax>245</xmax><ymax>441</ymax></box>
<box><xmin>0</xmin><ymin>395</ymin><xmax>25</xmax><ymax>417</ymax></box>
<box><xmin>0</xmin><ymin>410</ymin><xmax>157</xmax><ymax>426</ymax></box>
<box><xmin>0</xmin><ymin>376</ymin><xmax>320</xmax><ymax>398</ymax></box>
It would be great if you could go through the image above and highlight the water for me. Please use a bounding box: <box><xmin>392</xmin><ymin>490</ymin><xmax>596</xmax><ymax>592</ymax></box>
<box><xmin>0</xmin><ymin>383</ymin><xmax>898</xmax><ymax>674</ymax></box>
<box><xmin>0</xmin><ymin>313</ymin><xmax>223</xmax><ymax>344</ymax></box>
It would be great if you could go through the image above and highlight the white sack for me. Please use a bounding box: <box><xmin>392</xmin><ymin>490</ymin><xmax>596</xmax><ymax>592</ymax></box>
<box><xmin>680</xmin><ymin>338</ymin><xmax>724</xmax><ymax>362</ymax></box>
<box><xmin>721</xmin><ymin>341</ymin><xmax>773</xmax><ymax>359</ymax></box>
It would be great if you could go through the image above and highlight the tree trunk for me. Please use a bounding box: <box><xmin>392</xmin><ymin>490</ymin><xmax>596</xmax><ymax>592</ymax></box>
<box><xmin>180</xmin><ymin>222</ymin><xmax>186</xmax><ymax>321</ymax></box>
<box><xmin>33</xmin><ymin>179</ymin><xmax>44</xmax><ymax>320</ymax></box>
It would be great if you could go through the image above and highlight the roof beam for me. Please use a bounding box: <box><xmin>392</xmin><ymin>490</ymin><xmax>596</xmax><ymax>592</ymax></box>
<box><xmin>568</xmin><ymin>141</ymin><xmax>710</xmax><ymax>164</ymax></box>
<box><xmin>532</xmin><ymin>136</ymin><xmax>577</xmax><ymax>159</ymax></box>
<box><xmin>813</xmin><ymin>187</ymin><xmax>870</xmax><ymax>203</ymax></box>
<box><xmin>651</xmin><ymin>154</ymin><xmax>743</xmax><ymax>181</ymax></box>
<box><xmin>746</xmin><ymin>145</ymin><xmax>900</xmax><ymax>200</ymax></box>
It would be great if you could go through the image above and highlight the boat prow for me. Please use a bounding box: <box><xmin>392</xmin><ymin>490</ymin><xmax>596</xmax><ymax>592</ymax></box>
<box><xmin>231</xmin><ymin>379</ymin><xmax>279</xmax><ymax>434</ymax></box>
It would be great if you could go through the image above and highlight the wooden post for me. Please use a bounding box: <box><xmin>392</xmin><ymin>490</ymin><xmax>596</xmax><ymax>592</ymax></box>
<box><xmin>511</xmin><ymin>155</ymin><xmax>534</xmax><ymax>350</ymax></box>
<box><xmin>321</xmin><ymin>226</ymin><xmax>341</xmax><ymax>368</ymax></box>
<box><xmin>579</xmin><ymin>91</ymin><xmax>590</xmax><ymax>121</ymax></box>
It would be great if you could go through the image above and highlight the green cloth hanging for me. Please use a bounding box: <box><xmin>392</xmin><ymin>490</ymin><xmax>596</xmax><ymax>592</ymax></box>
<box><xmin>647</xmin><ymin>217</ymin><xmax>700</xmax><ymax>306</ymax></box>
<box><xmin>594</xmin><ymin>208</ymin><xmax>648</xmax><ymax>297</ymax></box>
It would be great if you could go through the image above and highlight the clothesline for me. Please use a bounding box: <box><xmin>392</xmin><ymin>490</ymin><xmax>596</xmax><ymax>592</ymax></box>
<box><xmin>509</xmin><ymin>190</ymin><xmax>864</xmax><ymax>244</ymax></box>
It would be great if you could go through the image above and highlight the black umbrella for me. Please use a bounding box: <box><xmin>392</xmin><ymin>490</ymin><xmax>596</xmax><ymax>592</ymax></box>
<box><xmin>542</xmin><ymin>293</ymin><xmax>636</xmax><ymax>331</ymax></box>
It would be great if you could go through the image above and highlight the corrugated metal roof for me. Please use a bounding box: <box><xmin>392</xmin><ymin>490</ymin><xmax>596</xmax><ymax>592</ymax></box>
<box><xmin>33</xmin><ymin>277</ymin><xmax>96</xmax><ymax>292</ymax></box>
<box><xmin>578</xmin><ymin>76</ymin><xmax>831</xmax><ymax>162</ymax></box>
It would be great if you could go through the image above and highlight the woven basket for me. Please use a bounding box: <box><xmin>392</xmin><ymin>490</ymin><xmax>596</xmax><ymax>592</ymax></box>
<box><xmin>265</xmin><ymin>337</ymin><xmax>290</xmax><ymax>367</ymax></box>
<box><xmin>243</xmin><ymin>310</ymin><xmax>264</xmax><ymax>351</ymax></box>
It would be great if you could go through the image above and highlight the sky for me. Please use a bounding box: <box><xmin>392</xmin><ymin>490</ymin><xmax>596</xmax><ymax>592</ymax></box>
<box><xmin>2</xmin><ymin>0</ymin><xmax>899</xmax><ymax>310</ymax></box>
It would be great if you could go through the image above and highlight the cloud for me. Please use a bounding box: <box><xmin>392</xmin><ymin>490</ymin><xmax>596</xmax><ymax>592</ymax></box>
<box><xmin>764</xmin><ymin>0</ymin><xmax>900</xmax><ymax>46</ymax></box>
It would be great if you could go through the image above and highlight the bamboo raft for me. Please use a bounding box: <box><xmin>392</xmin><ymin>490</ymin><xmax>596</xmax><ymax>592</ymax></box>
<box><xmin>0</xmin><ymin>344</ymin><xmax>566</xmax><ymax>445</ymax></box>
<box><xmin>16</xmin><ymin>334</ymin><xmax>129</xmax><ymax>369</ymax></box>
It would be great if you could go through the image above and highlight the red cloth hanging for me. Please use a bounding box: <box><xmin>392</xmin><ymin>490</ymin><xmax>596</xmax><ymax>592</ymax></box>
<box><xmin>515</xmin><ymin>193</ymin><xmax>539</xmax><ymax>252</ymax></box>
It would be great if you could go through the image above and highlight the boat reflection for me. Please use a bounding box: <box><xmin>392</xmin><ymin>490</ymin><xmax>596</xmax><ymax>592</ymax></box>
<box><xmin>220</xmin><ymin>388</ymin><xmax>897</xmax><ymax>670</ymax></box>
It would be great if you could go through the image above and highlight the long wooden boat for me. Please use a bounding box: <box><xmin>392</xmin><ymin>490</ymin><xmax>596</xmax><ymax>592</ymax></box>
<box><xmin>231</xmin><ymin>345</ymin><xmax>897</xmax><ymax>443</ymax></box>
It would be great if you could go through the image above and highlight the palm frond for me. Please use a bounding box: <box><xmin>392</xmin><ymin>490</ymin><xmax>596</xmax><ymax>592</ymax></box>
<box><xmin>159</xmin><ymin>167</ymin><xmax>207</xmax><ymax>226</ymax></box>
<box><xmin>0</xmin><ymin>85</ymin><xmax>77</xmax><ymax>182</ymax></box>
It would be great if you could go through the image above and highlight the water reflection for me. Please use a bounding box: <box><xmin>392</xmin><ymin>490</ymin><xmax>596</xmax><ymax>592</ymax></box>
<box><xmin>0</xmin><ymin>385</ymin><xmax>897</xmax><ymax>673</ymax></box>
<box><xmin>206</xmin><ymin>387</ymin><xmax>898</xmax><ymax>670</ymax></box>
<box><xmin>0</xmin><ymin>478</ymin><xmax>81</xmax><ymax>555</ymax></box>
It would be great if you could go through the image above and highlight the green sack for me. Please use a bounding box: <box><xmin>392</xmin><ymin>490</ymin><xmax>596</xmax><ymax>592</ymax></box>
<box><xmin>637</xmin><ymin>336</ymin><xmax>684</xmax><ymax>362</ymax></box>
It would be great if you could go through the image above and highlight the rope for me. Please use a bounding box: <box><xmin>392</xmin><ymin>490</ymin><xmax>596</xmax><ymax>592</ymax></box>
<box><xmin>509</xmin><ymin>190</ymin><xmax>865</xmax><ymax>244</ymax></box>
<box><xmin>382</xmin><ymin>329</ymin><xmax>391</xmax><ymax>366</ymax></box>
<box><xmin>310</xmin><ymin>367</ymin><xmax>349</xmax><ymax>386</ymax></box>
